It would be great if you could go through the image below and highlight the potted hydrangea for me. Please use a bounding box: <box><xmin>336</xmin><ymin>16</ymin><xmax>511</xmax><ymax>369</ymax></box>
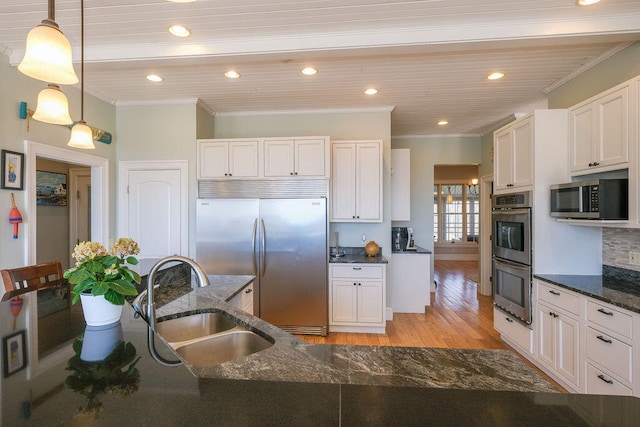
<box><xmin>64</xmin><ymin>238</ymin><xmax>141</xmax><ymax>326</ymax></box>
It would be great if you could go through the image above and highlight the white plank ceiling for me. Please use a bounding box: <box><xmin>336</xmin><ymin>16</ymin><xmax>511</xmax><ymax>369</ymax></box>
<box><xmin>1</xmin><ymin>0</ymin><xmax>640</xmax><ymax>136</ymax></box>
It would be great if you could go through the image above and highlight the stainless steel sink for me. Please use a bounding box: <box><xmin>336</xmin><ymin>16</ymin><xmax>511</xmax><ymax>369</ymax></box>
<box><xmin>156</xmin><ymin>312</ymin><xmax>236</xmax><ymax>343</ymax></box>
<box><xmin>155</xmin><ymin>311</ymin><xmax>274</xmax><ymax>367</ymax></box>
<box><xmin>173</xmin><ymin>330</ymin><xmax>273</xmax><ymax>367</ymax></box>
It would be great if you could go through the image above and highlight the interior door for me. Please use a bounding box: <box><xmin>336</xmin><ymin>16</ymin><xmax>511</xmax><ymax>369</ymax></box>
<box><xmin>119</xmin><ymin>161</ymin><xmax>188</xmax><ymax>260</ymax></box>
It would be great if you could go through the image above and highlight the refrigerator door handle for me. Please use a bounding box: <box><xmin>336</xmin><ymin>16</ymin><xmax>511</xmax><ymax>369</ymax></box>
<box><xmin>260</xmin><ymin>218</ymin><xmax>266</xmax><ymax>277</ymax></box>
<box><xmin>252</xmin><ymin>218</ymin><xmax>258</xmax><ymax>276</ymax></box>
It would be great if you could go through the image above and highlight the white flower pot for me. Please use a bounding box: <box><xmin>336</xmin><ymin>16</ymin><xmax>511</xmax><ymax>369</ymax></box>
<box><xmin>79</xmin><ymin>292</ymin><xmax>123</xmax><ymax>326</ymax></box>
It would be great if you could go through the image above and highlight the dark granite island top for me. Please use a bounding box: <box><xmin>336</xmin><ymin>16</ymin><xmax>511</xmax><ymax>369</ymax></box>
<box><xmin>5</xmin><ymin>274</ymin><xmax>640</xmax><ymax>426</ymax></box>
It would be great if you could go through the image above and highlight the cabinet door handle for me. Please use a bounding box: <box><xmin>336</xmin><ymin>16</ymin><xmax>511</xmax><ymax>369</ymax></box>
<box><xmin>597</xmin><ymin>308</ymin><xmax>614</xmax><ymax>316</ymax></box>
<box><xmin>597</xmin><ymin>374</ymin><xmax>614</xmax><ymax>385</ymax></box>
<box><xmin>290</xmin><ymin>172</ymin><xmax>294</xmax><ymax>175</ymax></box>
<box><xmin>549</xmin><ymin>312</ymin><xmax>558</xmax><ymax>318</ymax></box>
<box><xmin>353</xmin><ymin>282</ymin><xmax>357</xmax><ymax>286</ymax></box>
<box><xmin>588</xmin><ymin>162</ymin><xmax>594</xmax><ymax>167</ymax></box>
<box><xmin>505</xmin><ymin>317</ymin><xmax>513</xmax><ymax>323</ymax></box>
<box><xmin>245</xmin><ymin>288</ymin><xmax>253</xmax><ymax>294</ymax></box>
<box><xmin>596</xmin><ymin>335</ymin><xmax>613</xmax><ymax>344</ymax></box>
<box><xmin>358</xmin><ymin>283</ymin><xmax>361</xmax><ymax>286</ymax></box>
<box><xmin>549</xmin><ymin>290</ymin><xmax>560</xmax><ymax>296</ymax></box>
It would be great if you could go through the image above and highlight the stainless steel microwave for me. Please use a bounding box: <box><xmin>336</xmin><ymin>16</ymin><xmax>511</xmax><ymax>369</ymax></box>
<box><xmin>550</xmin><ymin>179</ymin><xmax>628</xmax><ymax>220</ymax></box>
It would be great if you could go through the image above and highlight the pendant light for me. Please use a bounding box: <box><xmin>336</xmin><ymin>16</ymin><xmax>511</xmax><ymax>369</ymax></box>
<box><xmin>446</xmin><ymin>186</ymin><xmax>453</xmax><ymax>204</ymax></box>
<box><xmin>18</xmin><ymin>0</ymin><xmax>79</xmax><ymax>85</ymax></box>
<box><xmin>68</xmin><ymin>0</ymin><xmax>95</xmax><ymax>149</ymax></box>
<box><xmin>32</xmin><ymin>83</ymin><xmax>73</xmax><ymax>125</ymax></box>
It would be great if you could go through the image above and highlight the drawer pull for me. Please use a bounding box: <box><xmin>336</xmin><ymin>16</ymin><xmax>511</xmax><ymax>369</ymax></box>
<box><xmin>352</xmin><ymin>267</ymin><xmax>362</xmax><ymax>270</ymax></box>
<box><xmin>549</xmin><ymin>290</ymin><xmax>560</xmax><ymax>296</ymax></box>
<box><xmin>597</xmin><ymin>374</ymin><xmax>614</xmax><ymax>385</ymax></box>
<box><xmin>596</xmin><ymin>335</ymin><xmax>613</xmax><ymax>344</ymax></box>
<box><xmin>505</xmin><ymin>317</ymin><xmax>513</xmax><ymax>323</ymax></box>
<box><xmin>245</xmin><ymin>288</ymin><xmax>253</xmax><ymax>294</ymax></box>
<box><xmin>597</xmin><ymin>308</ymin><xmax>614</xmax><ymax>316</ymax></box>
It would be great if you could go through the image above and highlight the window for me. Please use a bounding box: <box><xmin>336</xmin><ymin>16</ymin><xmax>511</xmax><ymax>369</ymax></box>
<box><xmin>434</xmin><ymin>183</ymin><xmax>479</xmax><ymax>243</ymax></box>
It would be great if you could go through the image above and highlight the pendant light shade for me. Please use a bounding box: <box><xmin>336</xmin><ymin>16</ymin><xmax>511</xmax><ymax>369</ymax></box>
<box><xmin>18</xmin><ymin>19</ymin><xmax>79</xmax><ymax>85</ymax></box>
<box><xmin>68</xmin><ymin>121</ymin><xmax>95</xmax><ymax>149</ymax></box>
<box><xmin>32</xmin><ymin>83</ymin><xmax>73</xmax><ymax>125</ymax></box>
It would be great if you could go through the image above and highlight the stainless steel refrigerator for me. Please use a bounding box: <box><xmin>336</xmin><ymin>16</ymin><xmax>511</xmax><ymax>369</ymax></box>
<box><xmin>195</xmin><ymin>198</ymin><xmax>328</xmax><ymax>335</ymax></box>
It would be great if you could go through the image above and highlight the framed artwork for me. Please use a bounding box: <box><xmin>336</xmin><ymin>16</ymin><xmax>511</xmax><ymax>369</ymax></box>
<box><xmin>3</xmin><ymin>330</ymin><xmax>27</xmax><ymax>378</ymax></box>
<box><xmin>36</xmin><ymin>171</ymin><xmax>68</xmax><ymax>206</ymax></box>
<box><xmin>1</xmin><ymin>149</ymin><xmax>24</xmax><ymax>191</ymax></box>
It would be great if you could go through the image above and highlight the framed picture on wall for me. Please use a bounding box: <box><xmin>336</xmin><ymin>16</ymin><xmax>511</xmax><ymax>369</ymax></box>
<box><xmin>1</xmin><ymin>149</ymin><xmax>24</xmax><ymax>191</ymax></box>
<box><xmin>36</xmin><ymin>171</ymin><xmax>68</xmax><ymax>206</ymax></box>
<box><xmin>3</xmin><ymin>330</ymin><xmax>27</xmax><ymax>378</ymax></box>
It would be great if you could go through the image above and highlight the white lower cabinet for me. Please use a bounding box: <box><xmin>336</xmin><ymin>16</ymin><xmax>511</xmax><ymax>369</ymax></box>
<box><xmin>229</xmin><ymin>282</ymin><xmax>254</xmax><ymax>315</ymax></box>
<box><xmin>510</xmin><ymin>279</ymin><xmax>640</xmax><ymax>396</ymax></box>
<box><xmin>329</xmin><ymin>264</ymin><xmax>386</xmax><ymax>333</ymax></box>
<box><xmin>536</xmin><ymin>300</ymin><xmax>580</xmax><ymax>391</ymax></box>
<box><xmin>494</xmin><ymin>308</ymin><xmax>534</xmax><ymax>355</ymax></box>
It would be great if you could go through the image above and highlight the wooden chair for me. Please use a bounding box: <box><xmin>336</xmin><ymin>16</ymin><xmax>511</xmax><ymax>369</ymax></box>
<box><xmin>1</xmin><ymin>261</ymin><xmax>65</xmax><ymax>302</ymax></box>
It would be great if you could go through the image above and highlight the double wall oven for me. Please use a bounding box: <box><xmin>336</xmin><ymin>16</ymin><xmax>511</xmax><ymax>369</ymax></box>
<box><xmin>492</xmin><ymin>191</ymin><xmax>532</xmax><ymax>325</ymax></box>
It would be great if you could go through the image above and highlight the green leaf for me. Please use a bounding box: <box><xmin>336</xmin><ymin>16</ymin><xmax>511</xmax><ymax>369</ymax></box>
<box><xmin>104</xmin><ymin>290</ymin><xmax>125</xmax><ymax>305</ymax></box>
<box><xmin>126</xmin><ymin>256</ymin><xmax>139</xmax><ymax>265</ymax></box>
<box><xmin>109</xmin><ymin>280</ymin><xmax>139</xmax><ymax>296</ymax></box>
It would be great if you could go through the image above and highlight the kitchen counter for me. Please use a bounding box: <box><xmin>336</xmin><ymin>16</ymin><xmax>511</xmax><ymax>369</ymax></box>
<box><xmin>535</xmin><ymin>265</ymin><xmax>640</xmax><ymax>314</ymax></box>
<box><xmin>391</xmin><ymin>245</ymin><xmax>432</xmax><ymax>254</ymax></box>
<box><xmin>329</xmin><ymin>246</ymin><xmax>388</xmax><ymax>264</ymax></box>
<box><xmin>6</xmin><ymin>274</ymin><xmax>640</xmax><ymax>425</ymax></box>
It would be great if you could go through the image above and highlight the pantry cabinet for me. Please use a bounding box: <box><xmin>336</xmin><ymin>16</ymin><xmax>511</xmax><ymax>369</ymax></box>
<box><xmin>494</xmin><ymin>116</ymin><xmax>533</xmax><ymax>193</ymax></box>
<box><xmin>329</xmin><ymin>264</ymin><xmax>386</xmax><ymax>333</ymax></box>
<box><xmin>197</xmin><ymin>139</ymin><xmax>260</xmax><ymax>179</ymax></box>
<box><xmin>331</xmin><ymin>140</ymin><xmax>383</xmax><ymax>222</ymax></box>
<box><xmin>263</xmin><ymin>137</ymin><xmax>328</xmax><ymax>177</ymax></box>
<box><xmin>569</xmin><ymin>84</ymin><xmax>629</xmax><ymax>175</ymax></box>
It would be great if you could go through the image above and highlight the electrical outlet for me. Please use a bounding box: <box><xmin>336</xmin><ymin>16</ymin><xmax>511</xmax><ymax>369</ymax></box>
<box><xmin>630</xmin><ymin>251</ymin><xmax>640</xmax><ymax>266</ymax></box>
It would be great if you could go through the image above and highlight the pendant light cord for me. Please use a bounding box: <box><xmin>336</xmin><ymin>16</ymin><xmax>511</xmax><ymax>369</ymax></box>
<box><xmin>80</xmin><ymin>0</ymin><xmax>84</xmax><ymax>122</ymax></box>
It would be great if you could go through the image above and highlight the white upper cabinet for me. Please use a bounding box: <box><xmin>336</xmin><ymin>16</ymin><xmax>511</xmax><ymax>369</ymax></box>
<box><xmin>197</xmin><ymin>136</ymin><xmax>329</xmax><ymax>180</ymax></box>
<box><xmin>264</xmin><ymin>137</ymin><xmax>328</xmax><ymax>177</ymax></box>
<box><xmin>198</xmin><ymin>139</ymin><xmax>260</xmax><ymax>179</ymax></box>
<box><xmin>569</xmin><ymin>84</ymin><xmax>629</xmax><ymax>175</ymax></box>
<box><xmin>331</xmin><ymin>140</ymin><xmax>383</xmax><ymax>222</ymax></box>
<box><xmin>494</xmin><ymin>116</ymin><xmax>533</xmax><ymax>193</ymax></box>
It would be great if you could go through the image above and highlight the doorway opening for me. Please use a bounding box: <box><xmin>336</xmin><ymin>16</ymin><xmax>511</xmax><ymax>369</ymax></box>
<box><xmin>25</xmin><ymin>140</ymin><xmax>109</xmax><ymax>377</ymax></box>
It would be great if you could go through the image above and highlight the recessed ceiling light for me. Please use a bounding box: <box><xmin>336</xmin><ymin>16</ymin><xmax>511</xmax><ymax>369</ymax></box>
<box><xmin>576</xmin><ymin>0</ymin><xmax>600</xmax><ymax>5</ymax></box>
<box><xmin>301</xmin><ymin>67</ymin><xmax>317</xmax><ymax>76</ymax></box>
<box><xmin>146</xmin><ymin>74</ymin><xmax>163</xmax><ymax>82</ymax></box>
<box><xmin>168</xmin><ymin>25</ymin><xmax>191</xmax><ymax>38</ymax></box>
<box><xmin>438</xmin><ymin>120</ymin><xmax>449</xmax><ymax>126</ymax></box>
<box><xmin>224</xmin><ymin>70</ymin><xmax>240</xmax><ymax>79</ymax></box>
<box><xmin>364</xmin><ymin>88</ymin><xmax>378</xmax><ymax>95</ymax></box>
<box><xmin>487</xmin><ymin>72</ymin><xmax>505</xmax><ymax>80</ymax></box>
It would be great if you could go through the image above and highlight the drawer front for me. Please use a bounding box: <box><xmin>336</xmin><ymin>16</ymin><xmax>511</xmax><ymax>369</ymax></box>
<box><xmin>537</xmin><ymin>282</ymin><xmax>580</xmax><ymax>315</ymax></box>
<box><xmin>586</xmin><ymin>300</ymin><xmax>632</xmax><ymax>339</ymax></box>
<box><xmin>585</xmin><ymin>363</ymin><xmax>633</xmax><ymax>396</ymax></box>
<box><xmin>331</xmin><ymin>265</ymin><xmax>384</xmax><ymax>279</ymax></box>
<box><xmin>585</xmin><ymin>326</ymin><xmax>632</xmax><ymax>383</ymax></box>
<box><xmin>494</xmin><ymin>308</ymin><xmax>533</xmax><ymax>354</ymax></box>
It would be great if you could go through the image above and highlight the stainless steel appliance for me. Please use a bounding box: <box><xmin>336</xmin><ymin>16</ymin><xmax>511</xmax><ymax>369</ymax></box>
<box><xmin>195</xmin><ymin>181</ymin><xmax>328</xmax><ymax>336</ymax></box>
<box><xmin>491</xmin><ymin>191</ymin><xmax>532</xmax><ymax>325</ymax></box>
<box><xmin>550</xmin><ymin>179</ymin><xmax>628</xmax><ymax>220</ymax></box>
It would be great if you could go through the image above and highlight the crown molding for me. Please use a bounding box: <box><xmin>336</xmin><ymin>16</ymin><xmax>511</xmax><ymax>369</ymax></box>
<box><xmin>214</xmin><ymin>106</ymin><xmax>395</xmax><ymax>117</ymax></box>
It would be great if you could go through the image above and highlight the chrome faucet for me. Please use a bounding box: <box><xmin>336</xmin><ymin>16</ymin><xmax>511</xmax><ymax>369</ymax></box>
<box><xmin>132</xmin><ymin>255</ymin><xmax>211</xmax><ymax>366</ymax></box>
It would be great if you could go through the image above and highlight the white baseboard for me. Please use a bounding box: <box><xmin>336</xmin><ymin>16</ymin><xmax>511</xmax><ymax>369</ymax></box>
<box><xmin>386</xmin><ymin>307</ymin><xmax>393</xmax><ymax>321</ymax></box>
<box><xmin>433</xmin><ymin>254</ymin><xmax>479</xmax><ymax>261</ymax></box>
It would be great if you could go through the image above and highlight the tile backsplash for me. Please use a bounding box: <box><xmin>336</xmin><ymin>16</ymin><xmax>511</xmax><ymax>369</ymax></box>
<box><xmin>603</xmin><ymin>228</ymin><xmax>640</xmax><ymax>272</ymax></box>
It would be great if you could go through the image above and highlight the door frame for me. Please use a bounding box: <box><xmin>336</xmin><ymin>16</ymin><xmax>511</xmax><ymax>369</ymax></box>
<box><xmin>69</xmin><ymin>167</ymin><xmax>92</xmax><ymax>265</ymax></box>
<box><xmin>25</xmin><ymin>140</ymin><xmax>109</xmax><ymax>377</ymax></box>
<box><xmin>479</xmin><ymin>173</ymin><xmax>493</xmax><ymax>296</ymax></box>
<box><xmin>117</xmin><ymin>160</ymin><xmax>189</xmax><ymax>256</ymax></box>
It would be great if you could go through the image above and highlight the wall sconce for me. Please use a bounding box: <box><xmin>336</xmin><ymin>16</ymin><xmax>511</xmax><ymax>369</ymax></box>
<box><xmin>19</xmin><ymin>101</ymin><xmax>113</xmax><ymax>145</ymax></box>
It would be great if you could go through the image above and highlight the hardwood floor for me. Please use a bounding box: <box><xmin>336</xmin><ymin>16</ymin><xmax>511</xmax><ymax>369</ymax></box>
<box><xmin>296</xmin><ymin>259</ymin><xmax>565</xmax><ymax>391</ymax></box>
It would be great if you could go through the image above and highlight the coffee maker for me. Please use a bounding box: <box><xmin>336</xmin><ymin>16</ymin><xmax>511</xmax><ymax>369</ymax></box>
<box><xmin>391</xmin><ymin>227</ymin><xmax>408</xmax><ymax>252</ymax></box>
<box><xmin>406</xmin><ymin>227</ymin><xmax>416</xmax><ymax>250</ymax></box>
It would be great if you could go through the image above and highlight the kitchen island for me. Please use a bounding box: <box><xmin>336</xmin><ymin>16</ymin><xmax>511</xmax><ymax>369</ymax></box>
<box><xmin>4</xmin><ymin>274</ymin><xmax>640</xmax><ymax>426</ymax></box>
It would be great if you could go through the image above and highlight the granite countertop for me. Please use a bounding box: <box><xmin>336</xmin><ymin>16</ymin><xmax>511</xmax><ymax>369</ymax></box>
<box><xmin>391</xmin><ymin>245</ymin><xmax>432</xmax><ymax>254</ymax></box>
<box><xmin>329</xmin><ymin>246</ymin><xmax>388</xmax><ymax>264</ymax></box>
<box><xmin>154</xmin><ymin>276</ymin><xmax>553</xmax><ymax>392</ymax></box>
<box><xmin>6</xmin><ymin>274</ymin><xmax>640</xmax><ymax>425</ymax></box>
<box><xmin>534</xmin><ymin>265</ymin><xmax>640</xmax><ymax>314</ymax></box>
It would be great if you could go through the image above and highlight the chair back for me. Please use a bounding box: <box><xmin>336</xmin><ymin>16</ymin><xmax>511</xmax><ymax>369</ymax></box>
<box><xmin>1</xmin><ymin>261</ymin><xmax>65</xmax><ymax>302</ymax></box>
